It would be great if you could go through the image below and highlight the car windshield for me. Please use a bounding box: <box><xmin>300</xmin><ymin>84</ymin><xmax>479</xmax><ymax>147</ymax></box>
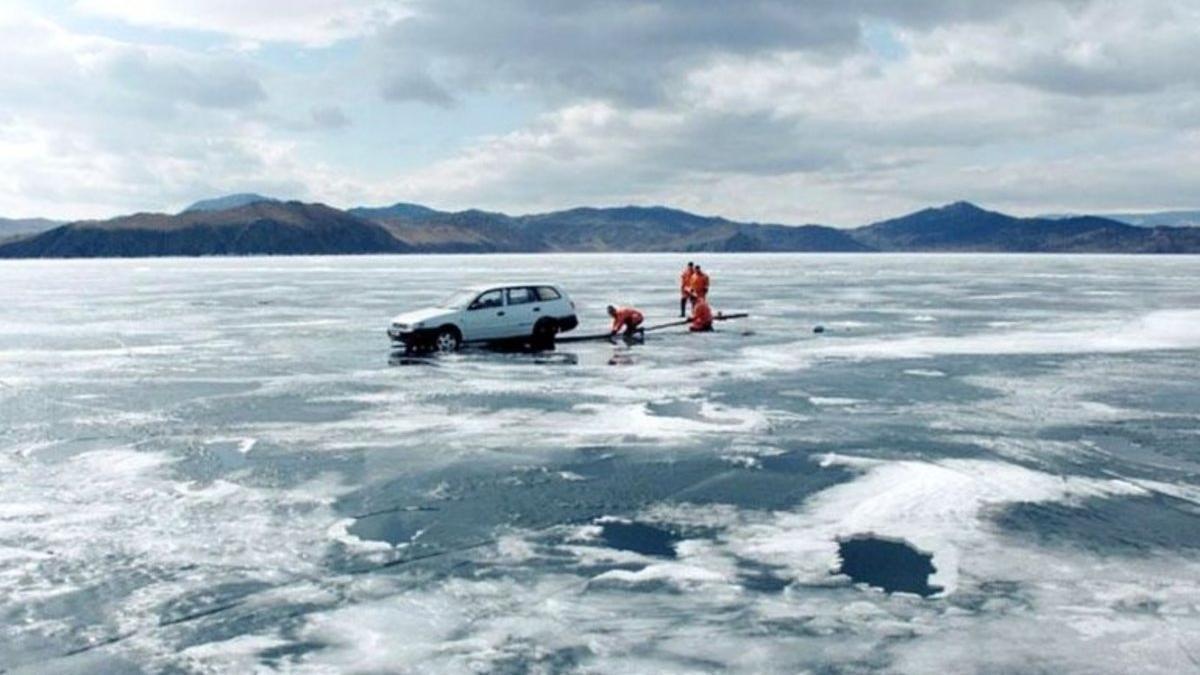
<box><xmin>440</xmin><ymin>289</ymin><xmax>479</xmax><ymax>310</ymax></box>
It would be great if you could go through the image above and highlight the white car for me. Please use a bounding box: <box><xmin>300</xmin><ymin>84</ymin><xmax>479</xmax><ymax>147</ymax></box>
<box><xmin>388</xmin><ymin>283</ymin><xmax>580</xmax><ymax>352</ymax></box>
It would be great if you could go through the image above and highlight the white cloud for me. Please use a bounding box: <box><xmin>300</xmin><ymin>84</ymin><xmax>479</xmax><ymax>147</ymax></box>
<box><xmin>370</xmin><ymin>0</ymin><xmax>1075</xmax><ymax>106</ymax></box>
<box><xmin>380</xmin><ymin>70</ymin><xmax>456</xmax><ymax>108</ymax></box>
<box><xmin>72</xmin><ymin>0</ymin><xmax>410</xmax><ymax>46</ymax></box>
<box><xmin>310</xmin><ymin>105</ymin><xmax>350</xmax><ymax>129</ymax></box>
<box><xmin>0</xmin><ymin>9</ymin><xmax>351</xmax><ymax>218</ymax></box>
<box><xmin>370</xmin><ymin>0</ymin><xmax>1200</xmax><ymax>224</ymax></box>
<box><xmin>927</xmin><ymin>0</ymin><xmax>1200</xmax><ymax>96</ymax></box>
<box><xmin>2</xmin><ymin>0</ymin><xmax>1199</xmax><ymax>223</ymax></box>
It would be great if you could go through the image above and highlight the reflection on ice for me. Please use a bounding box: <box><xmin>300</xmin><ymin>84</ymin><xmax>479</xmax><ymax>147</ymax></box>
<box><xmin>388</xmin><ymin>346</ymin><xmax>581</xmax><ymax>367</ymax></box>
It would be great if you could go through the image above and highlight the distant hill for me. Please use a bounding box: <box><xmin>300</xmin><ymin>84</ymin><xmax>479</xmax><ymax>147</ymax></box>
<box><xmin>182</xmin><ymin>193</ymin><xmax>278</xmax><ymax>213</ymax></box>
<box><xmin>0</xmin><ymin>217</ymin><xmax>61</xmax><ymax>240</ymax></box>
<box><xmin>348</xmin><ymin>202</ymin><xmax>442</xmax><ymax>220</ymax></box>
<box><xmin>0</xmin><ymin>201</ymin><xmax>408</xmax><ymax>258</ymax></box>
<box><xmin>519</xmin><ymin>206</ymin><xmax>869</xmax><ymax>252</ymax></box>
<box><xmin>358</xmin><ymin>204</ymin><xmax>869</xmax><ymax>253</ymax></box>
<box><xmin>853</xmin><ymin>201</ymin><xmax>1200</xmax><ymax>253</ymax></box>
<box><xmin>1041</xmin><ymin>210</ymin><xmax>1200</xmax><ymax>228</ymax></box>
<box><xmin>369</xmin><ymin>209</ymin><xmax>547</xmax><ymax>253</ymax></box>
<box><xmin>1</xmin><ymin>198</ymin><xmax>1198</xmax><ymax>258</ymax></box>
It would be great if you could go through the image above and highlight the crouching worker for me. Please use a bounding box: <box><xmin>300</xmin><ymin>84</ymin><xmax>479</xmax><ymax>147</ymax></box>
<box><xmin>608</xmin><ymin>305</ymin><xmax>645</xmax><ymax>338</ymax></box>
<box><xmin>689</xmin><ymin>295</ymin><xmax>714</xmax><ymax>332</ymax></box>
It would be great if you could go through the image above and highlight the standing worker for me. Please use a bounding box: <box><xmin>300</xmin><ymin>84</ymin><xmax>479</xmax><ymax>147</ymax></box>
<box><xmin>691</xmin><ymin>265</ymin><xmax>711</xmax><ymax>303</ymax></box>
<box><xmin>679</xmin><ymin>262</ymin><xmax>696</xmax><ymax>317</ymax></box>
<box><xmin>689</xmin><ymin>296</ymin><xmax>714</xmax><ymax>332</ymax></box>
<box><xmin>607</xmin><ymin>305</ymin><xmax>645</xmax><ymax>338</ymax></box>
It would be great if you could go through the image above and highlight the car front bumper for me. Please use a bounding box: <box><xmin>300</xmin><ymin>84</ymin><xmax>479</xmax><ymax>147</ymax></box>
<box><xmin>387</xmin><ymin>326</ymin><xmax>439</xmax><ymax>344</ymax></box>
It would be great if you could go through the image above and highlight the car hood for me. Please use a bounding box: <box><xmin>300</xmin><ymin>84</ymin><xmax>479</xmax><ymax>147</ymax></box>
<box><xmin>390</xmin><ymin>307</ymin><xmax>454</xmax><ymax>326</ymax></box>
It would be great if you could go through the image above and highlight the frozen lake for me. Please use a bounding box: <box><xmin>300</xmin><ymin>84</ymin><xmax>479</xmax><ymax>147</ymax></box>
<box><xmin>2</xmin><ymin>253</ymin><xmax>1200</xmax><ymax>673</ymax></box>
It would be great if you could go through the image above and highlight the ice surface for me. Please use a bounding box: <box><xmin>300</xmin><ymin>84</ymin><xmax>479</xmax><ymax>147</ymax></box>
<box><xmin>2</xmin><ymin>253</ymin><xmax>1199</xmax><ymax>673</ymax></box>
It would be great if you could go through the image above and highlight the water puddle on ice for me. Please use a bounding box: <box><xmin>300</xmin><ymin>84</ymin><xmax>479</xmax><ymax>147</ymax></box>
<box><xmin>836</xmin><ymin>535</ymin><xmax>942</xmax><ymax>597</ymax></box>
<box><xmin>599</xmin><ymin>520</ymin><xmax>679</xmax><ymax>558</ymax></box>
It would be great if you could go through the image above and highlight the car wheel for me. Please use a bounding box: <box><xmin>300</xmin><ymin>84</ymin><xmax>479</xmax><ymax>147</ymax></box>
<box><xmin>434</xmin><ymin>326</ymin><xmax>462</xmax><ymax>352</ymax></box>
<box><xmin>531</xmin><ymin>318</ymin><xmax>559</xmax><ymax>349</ymax></box>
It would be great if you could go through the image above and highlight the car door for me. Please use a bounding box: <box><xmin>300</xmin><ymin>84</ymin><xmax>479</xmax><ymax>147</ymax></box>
<box><xmin>504</xmin><ymin>287</ymin><xmax>539</xmax><ymax>337</ymax></box>
<box><xmin>534</xmin><ymin>285</ymin><xmax>568</xmax><ymax>319</ymax></box>
<box><xmin>459</xmin><ymin>288</ymin><xmax>507</xmax><ymax>341</ymax></box>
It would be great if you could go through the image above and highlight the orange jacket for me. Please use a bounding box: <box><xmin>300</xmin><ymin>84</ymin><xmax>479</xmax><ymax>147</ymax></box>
<box><xmin>691</xmin><ymin>271</ymin><xmax>710</xmax><ymax>298</ymax></box>
<box><xmin>680</xmin><ymin>267</ymin><xmax>695</xmax><ymax>295</ymax></box>
<box><xmin>610</xmin><ymin>307</ymin><xmax>644</xmax><ymax>332</ymax></box>
<box><xmin>690</xmin><ymin>298</ymin><xmax>713</xmax><ymax>331</ymax></box>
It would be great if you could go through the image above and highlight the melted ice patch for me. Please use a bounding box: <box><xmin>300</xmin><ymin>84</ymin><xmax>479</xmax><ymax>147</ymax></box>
<box><xmin>725</xmin><ymin>456</ymin><xmax>1145</xmax><ymax>594</ymax></box>
<box><xmin>177</xmin><ymin>464</ymin><xmax>1200</xmax><ymax>674</ymax></box>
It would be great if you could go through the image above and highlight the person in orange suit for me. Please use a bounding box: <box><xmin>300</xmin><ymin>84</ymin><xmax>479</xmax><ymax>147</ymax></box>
<box><xmin>607</xmin><ymin>305</ymin><xmax>645</xmax><ymax>338</ymax></box>
<box><xmin>679</xmin><ymin>261</ymin><xmax>695</xmax><ymax>317</ymax></box>
<box><xmin>691</xmin><ymin>265</ymin><xmax>711</xmax><ymax>301</ymax></box>
<box><xmin>689</xmin><ymin>296</ymin><xmax>714</xmax><ymax>332</ymax></box>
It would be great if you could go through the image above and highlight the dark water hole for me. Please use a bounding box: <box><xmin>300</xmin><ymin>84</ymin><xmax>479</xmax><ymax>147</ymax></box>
<box><xmin>599</xmin><ymin>520</ymin><xmax>679</xmax><ymax>558</ymax></box>
<box><xmin>837</xmin><ymin>535</ymin><xmax>941</xmax><ymax>597</ymax></box>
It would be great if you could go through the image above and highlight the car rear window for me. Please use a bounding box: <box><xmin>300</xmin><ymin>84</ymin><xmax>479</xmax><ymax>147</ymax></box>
<box><xmin>507</xmin><ymin>287</ymin><xmax>536</xmax><ymax>305</ymax></box>
<box><xmin>535</xmin><ymin>286</ymin><xmax>561</xmax><ymax>301</ymax></box>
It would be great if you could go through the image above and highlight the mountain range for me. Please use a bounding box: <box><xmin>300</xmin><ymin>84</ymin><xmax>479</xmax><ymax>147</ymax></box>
<box><xmin>181</xmin><ymin>193</ymin><xmax>280</xmax><ymax>213</ymax></box>
<box><xmin>853</xmin><ymin>202</ymin><xmax>1200</xmax><ymax>253</ymax></box>
<box><xmin>1</xmin><ymin>197</ymin><xmax>1198</xmax><ymax>258</ymax></box>
<box><xmin>1041</xmin><ymin>210</ymin><xmax>1200</xmax><ymax>228</ymax></box>
<box><xmin>0</xmin><ymin>202</ymin><xmax>406</xmax><ymax>258</ymax></box>
<box><xmin>0</xmin><ymin>217</ymin><xmax>63</xmax><ymax>241</ymax></box>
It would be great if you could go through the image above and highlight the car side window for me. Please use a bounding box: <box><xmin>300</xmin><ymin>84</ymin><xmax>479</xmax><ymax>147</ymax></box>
<box><xmin>507</xmin><ymin>287</ymin><xmax>536</xmax><ymax>305</ymax></box>
<box><xmin>469</xmin><ymin>289</ymin><xmax>504</xmax><ymax>311</ymax></box>
<box><xmin>535</xmin><ymin>286</ymin><xmax>561</xmax><ymax>301</ymax></box>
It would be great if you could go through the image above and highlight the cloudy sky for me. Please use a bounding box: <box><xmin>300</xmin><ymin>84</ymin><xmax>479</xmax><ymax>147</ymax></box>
<box><xmin>1</xmin><ymin>0</ymin><xmax>1197</xmax><ymax>225</ymax></box>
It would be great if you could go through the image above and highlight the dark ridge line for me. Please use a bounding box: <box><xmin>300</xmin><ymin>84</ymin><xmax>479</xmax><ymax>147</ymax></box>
<box><xmin>59</xmin><ymin>631</ymin><xmax>138</xmax><ymax>658</ymax></box>
<box><xmin>350</xmin><ymin>505</ymin><xmax>442</xmax><ymax>520</ymax></box>
<box><xmin>156</xmin><ymin>600</ymin><xmax>247</xmax><ymax>628</ymax></box>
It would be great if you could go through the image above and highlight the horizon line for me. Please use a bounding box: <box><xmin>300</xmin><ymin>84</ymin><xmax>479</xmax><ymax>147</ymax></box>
<box><xmin>11</xmin><ymin>197</ymin><xmax>1199</xmax><ymax>231</ymax></box>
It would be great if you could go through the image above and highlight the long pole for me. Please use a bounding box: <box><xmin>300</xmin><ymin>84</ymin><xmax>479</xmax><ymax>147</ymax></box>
<box><xmin>555</xmin><ymin>312</ymin><xmax>749</xmax><ymax>343</ymax></box>
<box><xmin>643</xmin><ymin>312</ymin><xmax>748</xmax><ymax>332</ymax></box>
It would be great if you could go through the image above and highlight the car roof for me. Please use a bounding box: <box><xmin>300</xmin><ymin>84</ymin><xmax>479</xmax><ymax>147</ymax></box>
<box><xmin>462</xmin><ymin>282</ymin><xmax>563</xmax><ymax>292</ymax></box>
